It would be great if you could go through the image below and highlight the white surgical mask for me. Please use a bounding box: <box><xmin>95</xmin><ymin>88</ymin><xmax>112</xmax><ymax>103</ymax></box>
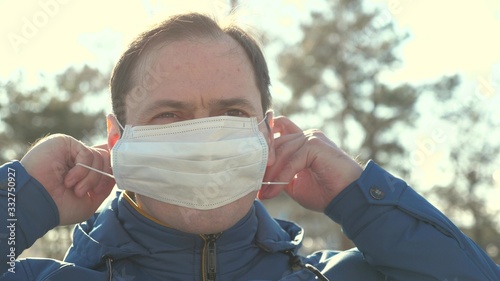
<box><xmin>107</xmin><ymin>115</ymin><xmax>273</xmax><ymax>210</ymax></box>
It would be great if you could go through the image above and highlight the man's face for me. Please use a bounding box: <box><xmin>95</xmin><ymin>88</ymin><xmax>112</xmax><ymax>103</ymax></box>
<box><xmin>111</xmin><ymin>35</ymin><xmax>273</xmax><ymax>234</ymax></box>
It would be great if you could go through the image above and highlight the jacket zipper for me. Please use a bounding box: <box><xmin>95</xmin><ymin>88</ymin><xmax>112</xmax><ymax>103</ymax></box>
<box><xmin>201</xmin><ymin>233</ymin><xmax>222</xmax><ymax>281</ymax></box>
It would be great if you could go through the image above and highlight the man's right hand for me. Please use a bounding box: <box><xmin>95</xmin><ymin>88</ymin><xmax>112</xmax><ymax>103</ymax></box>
<box><xmin>20</xmin><ymin>134</ymin><xmax>115</xmax><ymax>225</ymax></box>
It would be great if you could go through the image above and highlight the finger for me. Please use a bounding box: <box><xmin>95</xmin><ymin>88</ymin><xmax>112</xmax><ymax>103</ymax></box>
<box><xmin>270</xmin><ymin>132</ymin><xmax>311</xmax><ymax>175</ymax></box>
<box><xmin>64</xmin><ymin>144</ymin><xmax>101</xmax><ymax>195</ymax></box>
<box><xmin>258</xmin><ymin>178</ymin><xmax>290</xmax><ymax>200</ymax></box>
<box><xmin>93</xmin><ymin>143</ymin><xmax>109</xmax><ymax>151</ymax></box>
<box><xmin>91</xmin><ymin>149</ymin><xmax>115</xmax><ymax>195</ymax></box>
<box><xmin>92</xmin><ymin>176</ymin><xmax>115</xmax><ymax>196</ymax></box>
<box><xmin>73</xmin><ymin>150</ymin><xmax>105</xmax><ymax>197</ymax></box>
<box><xmin>268</xmin><ymin>137</ymin><xmax>303</xmax><ymax>175</ymax></box>
<box><xmin>96</xmin><ymin>146</ymin><xmax>113</xmax><ymax>175</ymax></box>
<box><xmin>273</xmin><ymin>116</ymin><xmax>303</xmax><ymax>136</ymax></box>
<box><xmin>263</xmin><ymin>130</ymin><xmax>335</xmax><ymax>192</ymax></box>
<box><xmin>272</xmin><ymin>130</ymin><xmax>304</xmax><ymax>148</ymax></box>
<box><xmin>69</xmin><ymin>145</ymin><xmax>113</xmax><ymax>198</ymax></box>
<box><xmin>257</xmin><ymin>186</ymin><xmax>284</xmax><ymax>200</ymax></box>
<box><xmin>260</xmin><ymin>134</ymin><xmax>310</xmax><ymax>199</ymax></box>
<box><xmin>64</xmin><ymin>143</ymin><xmax>94</xmax><ymax>188</ymax></box>
<box><xmin>88</xmin><ymin>181</ymin><xmax>114</xmax><ymax>210</ymax></box>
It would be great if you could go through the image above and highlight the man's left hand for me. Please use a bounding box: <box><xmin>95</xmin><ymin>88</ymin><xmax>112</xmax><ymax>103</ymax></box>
<box><xmin>258</xmin><ymin>116</ymin><xmax>363</xmax><ymax>212</ymax></box>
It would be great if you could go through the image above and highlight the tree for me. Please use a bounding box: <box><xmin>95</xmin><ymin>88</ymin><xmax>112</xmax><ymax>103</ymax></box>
<box><xmin>275</xmin><ymin>0</ymin><xmax>460</xmax><ymax>250</ymax></box>
<box><xmin>0</xmin><ymin>65</ymin><xmax>110</xmax><ymax>259</ymax></box>
<box><xmin>0</xmin><ymin>65</ymin><xmax>109</xmax><ymax>163</ymax></box>
<box><xmin>427</xmin><ymin>89</ymin><xmax>500</xmax><ymax>263</ymax></box>
<box><xmin>277</xmin><ymin>0</ymin><xmax>458</xmax><ymax>173</ymax></box>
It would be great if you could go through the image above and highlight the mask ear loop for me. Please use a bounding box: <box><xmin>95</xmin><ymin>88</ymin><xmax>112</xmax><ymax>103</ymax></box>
<box><xmin>256</xmin><ymin>111</ymin><xmax>274</xmax><ymax>137</ymax></box>
<box><xmin>80</xmin><ymin>113</ymin><xmax>286</xmax><ymax>185</ymax></box>
<box><xmin>260</xmin><ymin>114</ymin><xmax>267</xmax><ymax>123</ymax></box>
<box><xmin>259</xmin><ymin>111</ymin><xmax>288</xmax><ymax>185</ymax></box>
<box><xmin>76</xmin><ymin>163</ymin><xmax>115</xmax><ymax>179</ymax></box>
<box><xmin>80</xmin><ymin>114</ymin><xmax>124</xmax><ymax>178</ymax></box>
<box><xmin>76</xmin><ymin>162</ymin><xmax>286</xmax><ymax>185</ymax></box>
<box><xmin>74</xmin><ymin>115</ymin><xmax>122</xmax><ymax>179</ymax></box>
<box><xmin>116</xmin><ymin>117</ymin><xmax>125</xmax><ymax>135</ymax></box>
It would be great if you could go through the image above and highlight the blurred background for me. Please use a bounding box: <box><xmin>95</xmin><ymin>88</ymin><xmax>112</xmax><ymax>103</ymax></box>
<box><xmin>1</xmin><ymin>0</ymin><xmax>499</xmax><ymax>263</ymax></box>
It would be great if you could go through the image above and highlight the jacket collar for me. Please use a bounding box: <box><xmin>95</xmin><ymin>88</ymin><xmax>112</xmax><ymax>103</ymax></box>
<box><xmin>65</xmin><ymin>191</ymin><xmax>303</xmax><ymax>278</ymax></box>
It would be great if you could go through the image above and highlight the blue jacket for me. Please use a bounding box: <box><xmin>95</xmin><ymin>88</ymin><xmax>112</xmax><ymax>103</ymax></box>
<box><xmin>1</xmin><ymin>160</ymin><xmax>499</xmax><ymax>280</ymax></box>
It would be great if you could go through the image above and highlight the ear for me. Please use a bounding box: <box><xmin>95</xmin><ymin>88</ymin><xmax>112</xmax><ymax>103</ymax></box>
<box><xmin>107</xmin><ymin>114</ymin><xmax>121</xmax><ymax>149</ymax></box>
<box><xmin>264</xmin><ymin>110</ymin><xmax>275</xmax><ymax>167</ymax></box>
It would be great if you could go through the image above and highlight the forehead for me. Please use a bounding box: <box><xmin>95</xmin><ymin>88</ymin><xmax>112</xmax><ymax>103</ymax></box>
<box><xmin>132</xmin><ymin>35</ymin><xmax>257</xmax><ymax>93</ymax></box>
<box><xmin>124</xmin><ymin>35</ymin><xmax>262</xmax><ymax>123</ymax></box>
<box><xmin>165</xmin><ymin>39</ymin><xmax>245</xmax><ymax>72</ymax></box>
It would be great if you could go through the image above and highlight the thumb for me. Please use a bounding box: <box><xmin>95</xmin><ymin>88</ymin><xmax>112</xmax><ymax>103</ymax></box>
<box><xmin>257</xmin><ymin>183</ymin><xmax>286</xmax><ymax>200</ymax></box>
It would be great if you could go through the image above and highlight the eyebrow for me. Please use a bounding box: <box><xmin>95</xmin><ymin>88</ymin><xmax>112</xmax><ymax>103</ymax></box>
<box><xmin>142</xmin><ymin>97</ymin><xmax>258</xmax><ymax>113</ymax></box>
<box><xmin>209</xmin><ymin>97</ymin><xmax>257</xmax><ymax>111</ymax></box>
<box><xmin>145</xmin><ymin>99</ymin><xmax>195</xmax><ymax>112</ymax></box>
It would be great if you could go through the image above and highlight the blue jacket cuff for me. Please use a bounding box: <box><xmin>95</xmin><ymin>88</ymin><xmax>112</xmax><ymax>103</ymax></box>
<box><xmin>0</xmin><ymin>161</ymin><xmax>60</xmax><ymax>253</ymax></box>
<box><xmin>324</xmin><ymin>160</ymin><xmax>407</xmax><ymax>239</ymax></box>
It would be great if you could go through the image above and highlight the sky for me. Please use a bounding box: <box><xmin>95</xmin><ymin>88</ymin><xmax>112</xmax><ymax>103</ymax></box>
<box><xmin>1</xmin><ymin>0</ymin><xmax>500</xmax><ymax>215</ymax></box>
<box><xmin>2</xmin><ymin>0</ymin><xmax>500</xmax><ymax>85</ymax></box>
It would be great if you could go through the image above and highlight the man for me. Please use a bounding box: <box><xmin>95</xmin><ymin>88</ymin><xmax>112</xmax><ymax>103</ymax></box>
<box><xmin>1</xmin><ymin>13</ymin><xmax>499</xmax><ymax>281</ymax></box>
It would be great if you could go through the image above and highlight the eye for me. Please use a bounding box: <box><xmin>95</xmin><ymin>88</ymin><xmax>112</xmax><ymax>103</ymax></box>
<box><xmin>224</xmin><ymin>109</ymin><xmax>248</xmax><ymax>117</ymax></box>
<box><xmin>152</xmin><ymin>112</ymin><xmax>181</xmax><ymax>123</ymax></box>
<box><xmin>155</xmin><ymin>112</ymin><xmax>177</xmax><ymax>118</ymax></box>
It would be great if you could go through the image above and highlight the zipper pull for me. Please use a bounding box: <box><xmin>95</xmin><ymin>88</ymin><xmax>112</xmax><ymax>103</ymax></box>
<box><xmin>202</xmin><ymin>233</ymin><xmax>222</xmax><ymax>281</ymax></box>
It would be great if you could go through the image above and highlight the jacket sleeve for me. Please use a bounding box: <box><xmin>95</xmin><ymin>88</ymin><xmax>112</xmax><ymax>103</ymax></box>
<box><xmin>325</xmin><ymin>160</ymin><xmax>500</xmax><ymax>281</ymax></box>
<box><xmin>0</xmin><ymin>161</ymin><xmax>60</xmax><ymax>275</ymax></box>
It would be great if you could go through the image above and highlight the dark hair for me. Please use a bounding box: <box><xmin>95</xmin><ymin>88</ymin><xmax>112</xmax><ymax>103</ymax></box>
<box><xmin>110</xmin><ymin>13</ymin><xmax>272</xmax><ymax>125</ymax></box>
